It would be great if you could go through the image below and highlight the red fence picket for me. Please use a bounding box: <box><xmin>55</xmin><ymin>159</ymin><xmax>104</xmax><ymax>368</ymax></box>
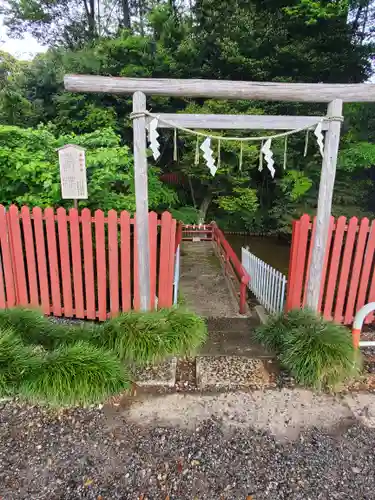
<box><xmin>0</xmin><ymin>205</ymin><xmax>177</xmax><ymax>320</ymax></box>
<box><xmin>286</xmin><ymin>214</ymin><xmax>375</xmax><ymax>325</ymax></box>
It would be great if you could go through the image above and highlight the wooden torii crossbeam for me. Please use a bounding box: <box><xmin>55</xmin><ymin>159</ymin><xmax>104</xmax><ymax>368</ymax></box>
<box><xmin>65</xmin><ymin>75</ymin><xmax>375</xmax><ymax>312</ymax></box>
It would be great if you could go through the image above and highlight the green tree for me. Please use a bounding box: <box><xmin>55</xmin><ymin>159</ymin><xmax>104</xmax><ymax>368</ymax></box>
<box><xmin>0</xmin><ymin>125</ymin><xmax>177</xmax><ymax>211</ymax></box>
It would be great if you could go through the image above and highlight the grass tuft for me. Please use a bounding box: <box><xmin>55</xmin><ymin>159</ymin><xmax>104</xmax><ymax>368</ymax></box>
<box><xmin>0</xmin><ymin>306</ymin><xmax>206</xmax><ymax>403</ymax></box>
<box><xmin>20</xmin><ymin>341</ymin><xmax>130</xmax><ymax>406</ymax></box>
<box><xmin>0</xmin><ymin>326</ymin><xmax>35</xmax><ymax>395</ymax></box>
<box><xmin>254</xmin><ymin>308</ymin><xmax>309</xmax><ymax>352</ymax></box>
<box><xmin>0</xmin><ymin>307</ymin><xmax>104</xmax><ymax>349</ymax></box>
<box><xmin>255</xmin><ymin>308</ymin><xmax>361</xmax><ymax>390</ymax></box>
<box><xmin>97</xmin><ymin>309</ymin><xmax>207</xmax><ymax>365</ymax></box>
<box><xmin>0</xmin><ymin>308</ymin><xmax>54</xmax><ymax>348</ymax></box>
<box><xmin>163</xmin><ymin>308</ymin><xmax>207</xmax><ymax>356</ymax></box>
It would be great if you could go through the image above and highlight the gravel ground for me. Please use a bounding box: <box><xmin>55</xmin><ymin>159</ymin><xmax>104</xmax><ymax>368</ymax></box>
<box><xmin>1</xmin><ymin>391</ymin><xmax>375</xmax><ymax>499</ymax></box>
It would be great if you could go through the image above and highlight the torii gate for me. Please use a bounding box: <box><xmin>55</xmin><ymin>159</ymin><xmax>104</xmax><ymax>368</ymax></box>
<box><xmin>64</xmin><ymin>75</ymin><xmax>375</xmax><ymax>312</ymax></box>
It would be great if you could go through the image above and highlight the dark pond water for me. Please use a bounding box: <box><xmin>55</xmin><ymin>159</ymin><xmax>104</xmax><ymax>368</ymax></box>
<box><xmin>225</xmin><ymin>234</ymin><xmax>291</xmax><ymax>275</ymax></box>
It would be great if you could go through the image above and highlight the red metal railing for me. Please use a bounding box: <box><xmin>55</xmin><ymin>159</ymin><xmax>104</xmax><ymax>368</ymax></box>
<box><xmin>211</xmin><ymin>223</ymin><xmax>250</xmax><ymax>314</ymax></box>
<box><xmin>182</xmin><ymin>224</ymin><xmax>213</xmax><ymax>241</ymax></box>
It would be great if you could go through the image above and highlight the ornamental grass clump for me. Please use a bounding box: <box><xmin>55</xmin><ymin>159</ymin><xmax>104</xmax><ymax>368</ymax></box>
<box><xmin>98</xmin><ymin>308</ymin><xmax>207</xmax><ymax>365</ymax></box>
<box><xmin>0</xmin><ymin>306</ymin><xmax>207</xmax><ymax>404</ymax></box>
<box><xmin>255</xmin><ymin>309</ymin><xmax>361</xmax><ymax>390</ymax></box>
<box><xmin>0</xmin><ymin>326</ymin><xmax>35</xmax><ymax>395</ymax></box>
<box><xmin>254</xmin><ymin>308</ymin><xmax>310</xmax><ymax>352</ymax></box>
<box><xmin>19</xmin><ymin>341</ymin><xmax>130</xmax><ymax>406</ymax></box>
<box><xmin>0</xmin><ymin>308</ymin><xmax>54</xmax><ymax>348</ymax></box>
<box><xmin>0</xmin><ymin>307</ymin><xmax>102</xmax><ymax>349</ymax></box>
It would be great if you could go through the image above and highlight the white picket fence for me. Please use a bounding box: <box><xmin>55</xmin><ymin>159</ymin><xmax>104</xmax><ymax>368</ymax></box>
<box><xmin>241</xmin><ymin>247</ymin><xmax>287</xmax><ymax>314</ymax></box>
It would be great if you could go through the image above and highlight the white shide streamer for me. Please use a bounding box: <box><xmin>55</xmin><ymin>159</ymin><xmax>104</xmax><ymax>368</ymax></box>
<box><xmin>148</xmin><ymin>118</ymin><xmax>161</xmax><ymax>160</ymax></box>
<box><xmin>200</xmin><ymin>137</ymin><xmax>217</xmax><ymax>177</ymax></box>
<box><xmin>141</xmin><ymin>111</ymin><xmax>327</xmax><ymax>176</ymax></box>
<box><xmin>261</xmin><ymin>138</ymin><xmax>275</xmax><ymax>178</ymax></box>
<box><xmin>314</xmin><ymin>122</ymin><xmax>324</xmax><ymax>157</ymax></box>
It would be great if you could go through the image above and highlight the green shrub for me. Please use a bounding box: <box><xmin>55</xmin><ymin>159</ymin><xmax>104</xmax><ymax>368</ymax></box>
<box><xmin>170</xmin><ymin>206</ymin><xmax>199</xmax><ymax>224</ymax></box>
<box><xmin>98</xmin><ymin>309</ymin><xmax>207</xmax><ymax>365</ymax></box>
<box><xmin>0</xmin><ymin>327</ymin><xmax>35</xmax><ymax>395</ymax></box>
<box><xmin>255</xmin><ymin>309</ymin><xmax>361</xmax><ymax>390</ymax></box>
<box><xmin>20</xmin><ymin>341</ymin><xmax>130</xmax><ymax>406</ymax></box>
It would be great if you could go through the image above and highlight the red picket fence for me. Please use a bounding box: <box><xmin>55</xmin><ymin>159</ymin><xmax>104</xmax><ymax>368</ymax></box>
<box><xmin>286</xmin><ymin>214</ymin><xmax>375</xmax><ymax>325</ymax></box>
<box><xmin>0</xmin><ymin>205</ymin><xmax>178</xmax><ymax>320</ymax></box>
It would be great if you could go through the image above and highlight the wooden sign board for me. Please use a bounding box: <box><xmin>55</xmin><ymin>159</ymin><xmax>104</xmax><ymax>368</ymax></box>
<box><xmin>58</xmin><ymin>144</ymin><xmax>88</xmax><ymax>199</ymax></box>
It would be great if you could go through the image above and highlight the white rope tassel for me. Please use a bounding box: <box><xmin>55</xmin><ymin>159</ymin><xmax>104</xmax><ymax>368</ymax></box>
<box><xmin>200</xmin><ymin>137</ymin><xmax>217</xmax><ymax>177</ymax></box>
<box><xmin>194</xmin><ymin>136</ymin><xmax>200</xmax><ymax>165</ymax></box>
<box><xmin>258</xmin><ymin>140</ymin><xmax>264</xmax><ymax>172</ymax></box>
<box><xmin>173</xmin><ymin>128</ymin><xmax>178</xmax><ymax>161</ymax></box>
<box><xmin>314</xmin><ymin>122</ymin><xmax>324</xmax><ymax>157</ymax></box>
<box><xmin>148</xmin><ymin>118</ymin><xmax>161</xmax><ymax>160</ymax></box>
<box><xmin>261</xmin><ymin>138</ymin><xmax>275</xmax><ymax>178</ymax></box>
<box><xmin>239</xmin><ymin>142</ymin><xmax>243</xmax><ymax>171</ymax></box>
<box><xmin>283</xmin><ymin>136</ymin><xmax>287</xmax><ymax>170</ymax></box>
<box><xmin>303</xmin><ymin>129</ymin><xmax>309</xmax><ymax>157</ymax></box>
<box><xmin>217</xmin><ymin>139</ymin><xmax>221</xmax><ymax>170</ymax></box>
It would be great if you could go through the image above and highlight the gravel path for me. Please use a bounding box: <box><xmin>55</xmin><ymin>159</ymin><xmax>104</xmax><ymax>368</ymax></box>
<box><xmin>1</xmin><ymin>391</ymin><xmax>375</xmax><ymax>499</ymax></box>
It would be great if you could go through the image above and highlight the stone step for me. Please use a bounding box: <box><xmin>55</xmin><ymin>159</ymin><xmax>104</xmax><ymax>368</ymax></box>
<box><xmin>196</xmin><ymin>355</ymin><xmax>275</xmax><ymax>390</ymax></box>
<box><xmin>199</xmin><ymin>330</ymin><xmax>272</xmax><ymax>358</ymax></box>
<box><xmin>206</xmin><ymin>316</ymin><xmax>259</xmax><ymax>334</ymax></box>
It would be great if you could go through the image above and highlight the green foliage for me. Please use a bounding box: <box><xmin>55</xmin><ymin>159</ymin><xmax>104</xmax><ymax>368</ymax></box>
<box><xmin>98</xmin><ymin>309</ymin><xmax>207</xmax><ymax>365</ymax></box>
<box><xmin>1</xmin><ymin>0</ymin><xmax>375</xmax><ymax>231</ymax></box>
<box><xmin>255</xmin><ymin>309</ymin><xmax>361</xmax><ymax>390</ymax></box>
<box><xmin>0</xmin><ymin>308</ymin><xmax>56</xmax><ymax>349</ymax></box>
<box><xmin>0</xmin><ymin>307</ymin><xmax>101</xmax><ymax>350</ymax></box>
<box><xmin>0</xmin><ymin>125</ymin><xmax>176</xmax><ymax>211</ymax></box>
<box><xmin>0</xmin><ymin>327</ymin><xmax>34</xmax><ymax>395</ymax></box>
<box><xmin>20</xmin><ymin>342</ymin><xmax>129</xmax><ymax>406</ymax></box>
<box><xmin>254</xmin><ymin>308</ymin><xmax>308</xmax><ymax>352</ymax></box>
<box><xmin>170</xmin><ymin>206</ymin><xmax>200</xmax><ymax>224</ymax></box>
<box><xmin>218</xmin><ymin>187</ymin><xmax>259</xmax><ymax>213</ymax></box>
<box><xmin>0</xmin><ymin>306</ymin><xmax>207</xmax><ymax>403</ymax></box>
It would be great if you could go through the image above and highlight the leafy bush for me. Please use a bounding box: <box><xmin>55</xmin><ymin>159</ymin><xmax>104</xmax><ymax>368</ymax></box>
<box><xmin>20</xmin><ymin>342</ymin><xmax>129</xmax><ymax>406</ymax></box>
<box><xmin>98</xmin><ymin>309</ymin><xmax>207</xmax><ymax>365</ymax></box>
<box><xmin>0</xmin><ymin>125</ymin><xmax>177</xmax><ymax>211</ymax></box>
<box><xmin>255</xmin><ymin>309</ymin><xmax>361</xmax><ymax>390</ymax></box>
<box><xmin>170</xmin><ymin>206</ymin><xmax>200</xmax><ymax>224</ymax></box>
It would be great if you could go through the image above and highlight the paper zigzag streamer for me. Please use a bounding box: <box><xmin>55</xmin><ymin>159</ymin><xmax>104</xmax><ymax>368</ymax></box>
<box><xmin>200</xmin><ymin>137</ymin><xmax>217</xmax><ymax>177</ymax></box>
<box><xmin>148</xmin><ymin>118</ymin><xmax>161</xmax><ymax>160</ymax></box>
<box><xmin>261</xmin><ymin>138</ymin><xmax>275</xmax><ymax>178</ymax></box>
<box><xmin>314</xmin><ymin>122</ymin><xmax>324</xmax><ymax>157</ymax></box>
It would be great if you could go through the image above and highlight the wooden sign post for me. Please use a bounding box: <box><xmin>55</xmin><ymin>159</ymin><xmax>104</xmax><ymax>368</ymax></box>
<box><xmin>57</xmin><ymin>144</ymin><xmax>88</xmax><ymax>207</ymax></box>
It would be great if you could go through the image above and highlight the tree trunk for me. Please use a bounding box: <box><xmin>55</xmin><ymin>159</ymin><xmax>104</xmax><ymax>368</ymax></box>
<box><xmin>83</xmin><ymin>0</ymin><xmax>96</xmax><ymax>39</ymax></box>
<box><xmin>198</xmin><ymin>193</ymin><xmax>212</xmax><ymax>223</ymax></box>
<box><xmin>120</xmin><ymin>0</ymin><xmax>131</xmax><ymax>29</ymax></box>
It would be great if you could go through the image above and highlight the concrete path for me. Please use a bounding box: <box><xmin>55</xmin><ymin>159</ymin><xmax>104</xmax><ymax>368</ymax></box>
<box><xmin>179</xmin><ymin>241</ymin><xmax>241</xmax><ymax>318</ymax></box>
